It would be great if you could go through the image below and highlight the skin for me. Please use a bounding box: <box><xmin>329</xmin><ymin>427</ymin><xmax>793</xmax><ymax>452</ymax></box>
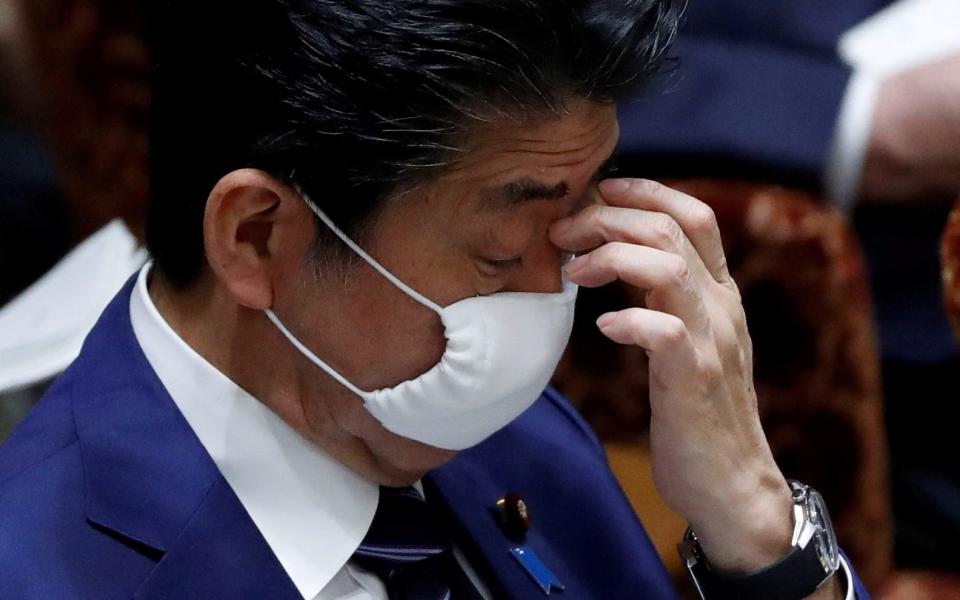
<box><xmin>152</xmin><ymin>100</ymin><xmax>841</xmax><ymax>597</ymax></box>
<box><xmin>860</xmin><ymin>52</ymin><xmax>960</xmax><ymax>206</ymax></box>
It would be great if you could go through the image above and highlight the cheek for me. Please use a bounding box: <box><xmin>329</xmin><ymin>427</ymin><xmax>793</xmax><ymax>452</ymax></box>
<box><xmin>386</xmin><ymin>307</ymin><xmax>446</xmax><ymax>377</ymax></box>
<box><xmin>349</xmin><ymin>283</ymin><xmax>447</xmax><ymax>388</ymax></box>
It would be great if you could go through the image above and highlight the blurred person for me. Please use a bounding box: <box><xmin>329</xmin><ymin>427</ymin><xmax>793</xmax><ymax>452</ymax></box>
<box><xmin>617</xmin><ymin>0</ymin><xmax>959</xmax><ymax>208</ymax></box>
<box><xmin>0</xmin><ymin>2</ymin><xmax>871</xmax><ymax>599</ymax></box>
<box><xmin>0</xmin><ymin>0</ymin><xmax>65</xmax><ymax>306</ymax></box>
<box><xmin>615</xmin><ymin>0</ymin><xmax>960</xmax><ymax>570</ymax></box>
<box><xmin>17</xmin><ymin>0</ymin><xmax>152</xmax><ymax>241</ymax></box>
<box><xmin>0</xmin><ymin>0</ymin><xmax>149</xmax><ymax>428</ymax></box>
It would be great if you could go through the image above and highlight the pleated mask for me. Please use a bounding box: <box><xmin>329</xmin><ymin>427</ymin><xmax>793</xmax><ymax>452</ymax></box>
<box><xmin>266</xmin><ymin>193</ymin><xmax>578</xmax><ymax>450</ymax></box>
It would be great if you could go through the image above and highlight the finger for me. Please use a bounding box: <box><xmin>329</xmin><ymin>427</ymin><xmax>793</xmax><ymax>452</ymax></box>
<box><xmin>566</xmin><ymin>242</ymin><xmax>711</xmax><ymax>335</ymax></box>
<box><xmin>596</xmin><ymin>307</ymin><xmax>697</xmax><ymax>380</ymax></box>
<box><xmin>550</xmin><ymin>204</ymin><xmax>711</xmax><ymax>280</ymax></box>
<box><xmin>598</xmin><ymin>178</ymin><xmax>731</xmax><ymax>283</ymax></box>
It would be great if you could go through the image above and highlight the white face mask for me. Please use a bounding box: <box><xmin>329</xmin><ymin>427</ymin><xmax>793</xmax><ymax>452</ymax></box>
<box><xmin>265</xmin><ymin>193</ymin><xmax>578</xmax><ymax>450</ymax></box>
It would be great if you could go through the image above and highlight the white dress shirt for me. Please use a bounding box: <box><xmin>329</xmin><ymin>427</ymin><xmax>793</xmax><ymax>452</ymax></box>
<box><xmin>129</xmin><ymin>264</ymin><xmax>491</xmax><ymax>600</ymax></box>
<box><xmin>128</xmin><ymin>262</ymin><xmax>858</xmax><ymax>598</ymax></box>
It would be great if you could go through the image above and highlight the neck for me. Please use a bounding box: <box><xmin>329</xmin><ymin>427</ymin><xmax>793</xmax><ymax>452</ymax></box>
<box><xmin>147</xmin><ymin>270</ymin><xmax>430</xmax><ymax>487</ymax></box>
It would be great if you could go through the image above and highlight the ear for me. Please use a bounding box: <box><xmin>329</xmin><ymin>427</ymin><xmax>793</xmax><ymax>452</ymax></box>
<box><xmin>203</xmin><ymin>168</ymin><xmax>313</xmax><ymax>310</ymax></box>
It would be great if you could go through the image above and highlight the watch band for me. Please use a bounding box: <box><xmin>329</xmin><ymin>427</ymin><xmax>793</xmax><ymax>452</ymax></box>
<box><xmin>678</xmin><ymin>481</ymin><xmax>840</xmax><ymax>600</ymax></box>
<box><xmin>682</xmin><ymin>529</ymin><xmax>832</xmax><ymax>600</ymax></box>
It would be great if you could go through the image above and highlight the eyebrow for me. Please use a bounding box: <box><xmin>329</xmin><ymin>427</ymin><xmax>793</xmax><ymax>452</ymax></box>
<box><xmin>481</xmin><ymin>156</ymin><xmax>618</xmax><ymax>210</ymax></box>
<box><xmin>502</xmin><ymin>179</ymin><xmax>571</xmax><ymax>203</ymax></box>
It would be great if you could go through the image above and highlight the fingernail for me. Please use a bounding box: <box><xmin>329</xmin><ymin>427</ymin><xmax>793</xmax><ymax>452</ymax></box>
<box><xmin>564</xmin><ymin>255</ymin><xmax>588</xmax><ymax>276</ymax></box>
<box><xmin>596</xmin><ymin>312</ymin><xmax>617</xmax><ymax>329</ymax></box>
<box><xmin>599</xmin><ymin>179</ymin><xmax>630</xmax><ymax>197</ymax></box>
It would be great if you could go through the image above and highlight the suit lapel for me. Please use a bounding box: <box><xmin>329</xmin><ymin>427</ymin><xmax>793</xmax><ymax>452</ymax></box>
<box><xmin>426</xmin><ymin>393</ymin><xmax>679</xmax><ymax>600</ymax></box>
<box><xmin>133</xmin><ymin>478</ymin><xmax>301</xmax><ymax>599</ymax></box>
<box><xmin>426</xmin><ymin>446</ymin><xmax>576</xmax><ymax>599</ymax></box>
<box><xmin>71</xmin><ymin>277</ymin><xmax>300</xmax><ymax>598</ymax></box>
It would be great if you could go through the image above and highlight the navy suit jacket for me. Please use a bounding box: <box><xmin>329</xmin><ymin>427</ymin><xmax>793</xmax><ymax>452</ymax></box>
<box><xmin>0</xmin><ymin>278</ymin><xmax>869</xmax><ymax>598</ymax></box>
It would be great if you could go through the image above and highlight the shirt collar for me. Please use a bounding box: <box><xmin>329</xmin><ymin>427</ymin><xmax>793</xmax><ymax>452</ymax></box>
<box><xmin>129</xmin><ymin>264</ymin><xmax>378</xmax><ymax>599</ymax></box>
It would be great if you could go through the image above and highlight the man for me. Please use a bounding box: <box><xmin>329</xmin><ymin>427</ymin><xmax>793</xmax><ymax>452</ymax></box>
<box><xmin>0</xmin><ymin>0</ymin><xmax>152</xmax><ymax>300</ymax></box>
<box><xmin>0</xmin><ymin>0</ymin><xmax>65</xmax><ymax>307</ymax></box>
<box><xmin>0</xmin><ymin>1</ymin><xmax>869</xmax><ymax>598</ymax></box>
<box><xmin>614</xmin><ymin>0</ymin><xmax>960</xmax><ymax>569</ymax></box>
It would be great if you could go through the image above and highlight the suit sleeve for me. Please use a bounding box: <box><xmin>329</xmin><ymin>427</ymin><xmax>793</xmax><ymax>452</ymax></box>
<box><xmin>616</xmin><ymin>35</ymin><xmax>852</xmax><ymax>187</ymax></box>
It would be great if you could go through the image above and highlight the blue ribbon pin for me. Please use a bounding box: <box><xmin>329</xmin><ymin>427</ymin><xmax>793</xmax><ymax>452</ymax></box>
<box><xmin>509</xmin><ymin>545</ymin><xmax>565</xmax><ymax>595</ymax></box>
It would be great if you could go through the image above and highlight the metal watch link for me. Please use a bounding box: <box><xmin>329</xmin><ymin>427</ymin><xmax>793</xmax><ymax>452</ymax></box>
<box><xmin>678</xmin><ymin>480</ymin><xmax>841</xmax><ymax>600</ymax></box>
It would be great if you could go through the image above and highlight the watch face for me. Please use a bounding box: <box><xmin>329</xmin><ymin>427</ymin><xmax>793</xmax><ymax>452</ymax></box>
<box><xmin>808</xmin><ymin>489</ymin><xmax>841</xmax><ymax>572</ymax></box>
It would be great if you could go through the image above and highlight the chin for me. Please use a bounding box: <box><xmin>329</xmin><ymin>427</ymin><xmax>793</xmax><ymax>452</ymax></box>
<box><xmin>371</xmin><ymin>435</ymin><xmax>460</xmax><ymax>486</ymax></box>
<box><xmin>337</xmin><ymin>403</ymin><xmax>461</xmax><ymax>484</ymax></box>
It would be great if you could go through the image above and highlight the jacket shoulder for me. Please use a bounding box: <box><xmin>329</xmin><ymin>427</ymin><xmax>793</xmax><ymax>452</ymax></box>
<box><xmin>0</xmin><ymin>371</ymin><xmax>158</xmax><ymax>598</ymax></box>
<box><xmin>0</xmin><ymin>372</ymin><xmax>78</xmax><ymax>485</ymax></box>
<box><xmin>538</xmin><ymin>385</ymin><xmax>605</xmax><ymax>454</ymax></box>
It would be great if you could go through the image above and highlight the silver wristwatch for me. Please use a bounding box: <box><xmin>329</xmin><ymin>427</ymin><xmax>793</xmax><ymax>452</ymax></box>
<box><xmin>678</xmin><ymin>480</ymin><xmax>841</xmax><ymax>600</ymax></box>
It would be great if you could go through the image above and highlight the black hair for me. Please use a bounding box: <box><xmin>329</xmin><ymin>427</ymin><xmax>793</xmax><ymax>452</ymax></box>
<box><xmin>148</xmin><ymin>0</ymin><xmax>684</xmax><ymax>287</ymax></box>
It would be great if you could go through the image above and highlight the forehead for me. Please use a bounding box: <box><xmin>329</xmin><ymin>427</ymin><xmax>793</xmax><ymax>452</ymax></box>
<box><xmin>442</xmin><ymin>101</ymin><xmax>619</xmax><ymax>183</ymax></box>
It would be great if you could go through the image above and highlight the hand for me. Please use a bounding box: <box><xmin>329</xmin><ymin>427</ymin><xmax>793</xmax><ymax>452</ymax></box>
<box><xmin>551</xmin><ymin>179</ymin><xmax>845</xmax><ymax>598</ymax></box>
<box><xmin>551</xmin><ymin>179</ymin><xmax>797</xmax><ymax>572</ymax></box>
<box><xmin>860</xmin><ymin>52</ymin><xmax>960</xmax><ymax>205</ymax></box>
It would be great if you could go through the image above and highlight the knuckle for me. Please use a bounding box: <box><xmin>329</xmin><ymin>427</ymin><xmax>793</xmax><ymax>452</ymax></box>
<box><xmin>651</xmin><ymin>214</ymin><xmax>681</xmax><ymax>247</ymax></box>
<box><xmin>585</xmin><ymin>203</ymin><xmax>605</xmax><ymax>228</ymax></box>
<box><xmin>658</xmin><ymin>316</ymin><xmax>688</xmax><ymax>346</ymax></box>
<box><xmin>698</xmin><ymin>356</ymin><xmax>725</xmax><ymax>381</ymax></box>
<box><xmin>715</xmin><ymin>283</ymin><xmax>741</xmax><ymax>307</ymax></box>
<box><xmin>731</xmin><ymin>310</ymin><xmax>750</xmax><ymax>337</ymax></box>
<box><xmin>690</xmin><ymin>203</ymin><xmax>718</xmax><ymax>233</ymax></box>
<box><xmin>592</xmin><ymin>242</ymin><xmax>624</xmax><ymax>272</ymax></box>
<box><xmin>590</xmin><ymin>206</ymin><xmax>613</xmax><ymax>239</ymax></box>
<box><xmin>663</xmin><ymin>255</ymin><xmax>690</xmax><ymax>286</ymax></box>
<box><xmin>606</xmin><ymin>241</ymin><xmax>631</xmax><ymax>264</ymax></box>
<box><xmin>635</xmin><ymin>178</ymin><xmax>665</xmax><ymax>197</ymax></box>
<box><xmin>621</xmin><ymin>309</ymin><xmax>645</xmax><ymax>332</ymax></box>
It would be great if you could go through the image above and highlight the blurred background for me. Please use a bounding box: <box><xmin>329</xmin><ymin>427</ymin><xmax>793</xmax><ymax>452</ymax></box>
<box><xmin>0</xmin><ymin>0</ymin><xmax>958</xmax><ymax>598</ymax></box>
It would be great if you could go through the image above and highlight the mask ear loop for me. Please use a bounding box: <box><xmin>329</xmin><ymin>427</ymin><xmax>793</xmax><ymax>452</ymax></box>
<box><xmin>263</xmin><ymin>187</ymin><xmax>445</xmax><ymax>398</ymax></box>
<box><xmin>264</xmin><ymin>309</ymin><xmax>372</xmax><ymax>398</ymax></box>
<box><xmin>298</xmin><ymin>189</ymin><xmax>443</xmax><ymax>314</ymax></box>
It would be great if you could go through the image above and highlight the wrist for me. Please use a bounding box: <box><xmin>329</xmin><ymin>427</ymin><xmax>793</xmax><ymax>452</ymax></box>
<box><xmin>689</xmin><ymin>476</ymin><xmax>794</xmax><ymax>573</ymax></box>
<box><xmin>681</xmin><ymin>480</ymin><xmax>846</xmax><ymax>600</ymax></box>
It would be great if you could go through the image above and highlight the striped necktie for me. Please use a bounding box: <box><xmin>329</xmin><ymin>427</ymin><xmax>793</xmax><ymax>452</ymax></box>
<box><xmin>352</xmin><ymin>486</ymin><xmax>481</xmax><ymax>600</ymax></box>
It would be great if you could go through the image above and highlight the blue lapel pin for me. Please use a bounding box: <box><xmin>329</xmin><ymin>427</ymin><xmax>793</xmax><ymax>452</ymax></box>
<box><xmin>495</xmin><ymin>492</ymin><xmax>565</xmax><ymax>595</ymax></box>
<box><xmin>509</xmin><ymin>546</ymin><xmax>566</xmax><ymax>595</ymax></box>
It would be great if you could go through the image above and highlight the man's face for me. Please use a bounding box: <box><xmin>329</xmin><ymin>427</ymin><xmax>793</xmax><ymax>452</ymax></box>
<box><xmin>282</xmin><ymin>100</ymin><xmax>619</xmax><ymax>482</ymax></box>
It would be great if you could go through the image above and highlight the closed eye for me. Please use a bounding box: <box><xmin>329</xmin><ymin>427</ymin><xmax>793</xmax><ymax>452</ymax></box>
<box><xmin>483</xmin><ymin>256</ymin><xmax>522</xmax><ymax>269</ymax></box>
